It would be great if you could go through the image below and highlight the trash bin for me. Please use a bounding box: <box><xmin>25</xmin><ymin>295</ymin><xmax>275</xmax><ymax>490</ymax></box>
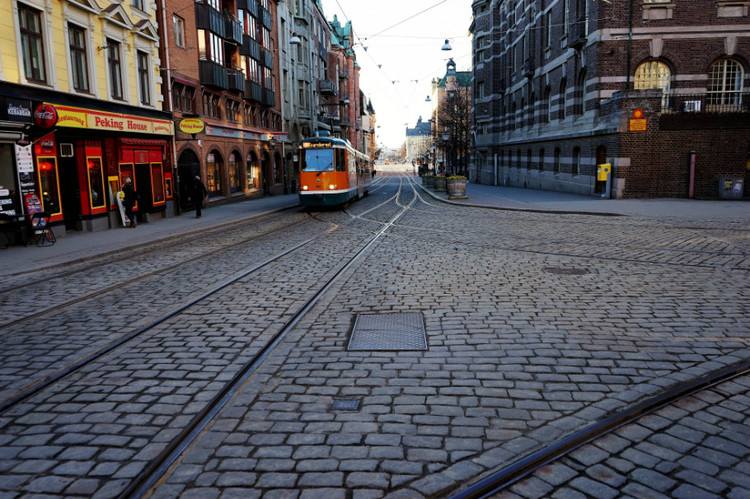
<box><xmin>718</xmin><ymin>178</ymin><xmax>744</xmax><ymax>199</ymax></box>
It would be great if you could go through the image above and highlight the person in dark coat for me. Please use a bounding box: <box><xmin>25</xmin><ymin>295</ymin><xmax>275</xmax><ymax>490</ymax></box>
<box><xmin>190</xmin><ymin>175</ymin><xmax>208</xmax><ymax>218</ymax></box>
<box><xmin>122</xmin><ymin>177</ymin><xmax>137</xmax><ymax>228</ymax></box>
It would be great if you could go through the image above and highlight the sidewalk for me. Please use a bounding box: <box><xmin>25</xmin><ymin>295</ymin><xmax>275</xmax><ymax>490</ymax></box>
<box><xmin>0</xmin><ymin>193</ymin><xmax>300</xmax><ymax>275</ymax></box>
<box><xmin>422</xmin><ymin>179</ymin><xmax>750</xmax><ymax>219</ymax></box>
<box><xmin>2</xmin><ymin>181</ymin><xmax>747</xmax><ymax>276</ymax></box>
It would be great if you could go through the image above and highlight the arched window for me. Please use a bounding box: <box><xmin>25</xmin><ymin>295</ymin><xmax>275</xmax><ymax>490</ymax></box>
<box><xmin>544</xmin><ymin>86</ymin><xmax>552</xmax><ymax>123</ymax></box>
<box><xmin>707</xmin><ymin>59</ymin><xmax>744</xmax><ymax>110</ymax></box>
<box><xmin>572</xmin><ymin>147</ymin><xmax>581</xmax><ymax>175</ymax></box>
<box><xmin>229</xmin><ymin>151</ymin><xmax>241</xmax><ymax>193</ymax></box>
<box><xmin>574</xmin><ymin>70</ymin><xmax>586</xmax><ymax>116</ymax></box>
<box><xmin>247</xmin><ymin>151</ymin><xmax>260</xmax><ymax>189</ymax></box>
<box><xmin>539</xmin><ymin>148</ymin><xmax>545</xmax><ymax>171</ymax></box>
<box><xmin>554</xmin><ymin>147</ymin><xmax>561</xmax><ymax>173</ymax></box>
<box><xmin>206</xmin><ymin>150</ymin><xmax>223</xmax><ymax>196</ymax></box>
<box><xmin>559</xmin><ymin>79</ymin><xmax>567</xmax><ymax>120</ymax></box>
<box><xmin>635</xmin><ymin>61</ymin><xmax>671</xmax><ymax>91</ymax></box>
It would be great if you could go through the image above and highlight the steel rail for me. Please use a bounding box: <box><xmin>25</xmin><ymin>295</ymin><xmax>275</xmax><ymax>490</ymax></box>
<box><xmin>450</xmin><ymin>358</ymin><xmax>750</xmax><ymax>499</ymax></box>
<box><xmin>120</xmin><ymin>179</ymin><xmax>418</xmax><ymax>499</ymax></box>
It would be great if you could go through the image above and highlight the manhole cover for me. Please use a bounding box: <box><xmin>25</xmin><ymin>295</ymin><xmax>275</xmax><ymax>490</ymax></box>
<box><xmin>544</xmin><ymin>267</ymin><xmax>588</xmax><ymax>275</ymax></box>
<box><xmin>348</xmin><ymin>312</ymin><xmax>428</xmax><ymax>351</ymax></box>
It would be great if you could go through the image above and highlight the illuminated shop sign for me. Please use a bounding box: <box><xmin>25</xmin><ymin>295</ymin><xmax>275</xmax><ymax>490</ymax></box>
<box><xmin>45</xmin><ymin>103</ymin><xmax>174</xmax><ymax>135</ymax></box>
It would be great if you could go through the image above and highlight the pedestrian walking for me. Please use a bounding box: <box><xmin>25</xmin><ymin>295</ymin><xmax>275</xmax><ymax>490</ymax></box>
<box><xmin>190</xmin><ymin>175</ymin><xmax>208</xmax><ymax>218</ymax></box>
<box><xmin>122</xmin><ymin>177</ymin><xmax>138</xmax><ymax>228</ymax></box>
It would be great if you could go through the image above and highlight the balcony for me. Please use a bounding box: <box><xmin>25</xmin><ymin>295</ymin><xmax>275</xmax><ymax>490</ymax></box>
<box><xmin>262</xmin><ymin>88</ymin><xmax>275</xmax><ymax>107</ymax></box>
<box><xmin>319</xmin><ymin>79</ymin><xmax>337</xmax><ymax>96</ymax></box>
<box><xmin>227</xmin><ymin>69</ymin><xmax>244</xmax><ymax>94</ymax></box>
<box><xmin>224</xmin><ymin>15</ymin><xmax>243</xmax><ymax>45</ymax></box>
<box><xmin>261</xmin><ymin>6</ymin><xmax>272</xmax><ymax>29</ymax></box>
<box><xmin>662</xmin><ymin>92</ymin><xmax>749</xmax><ymax>114</ymax></box>
<box><xmin>245</xmin><ymin>80</ymin><xmax>262</xmax><ymax>104</ymax></box>
<box><xmin>567</xmin><ymin>21</ymin><xmax>587</xmax><ymax>49</ymax></box>
<box><xmin>261</xmin><ymin>47</ymin><xmax>274</xmax><ymax>69</ymax></box>
<box><xmin>195</xmin><ymin>3</ymin><xmax>225</xmax><ymax>38</ymax></box>
<box><xmin>199</xmin><ymin>60</ymin><xmax>228</xmax><ymax>90</ymax></box>
<box><xmin>241</xmin><ymin>35</ymin><xmax>261</xmax><ymax>60</ymax></box>
<box><xmin>237</xmin><ymin>0</ymin><xmax>258</xmax><ymax>18</ymax></box>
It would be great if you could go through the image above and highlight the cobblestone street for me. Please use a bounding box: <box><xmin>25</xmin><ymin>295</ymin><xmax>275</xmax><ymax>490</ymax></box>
<box><xmin>0</xmin><ymin>175</ymin><xmax>748</xmax><ymax>498</ymax></box>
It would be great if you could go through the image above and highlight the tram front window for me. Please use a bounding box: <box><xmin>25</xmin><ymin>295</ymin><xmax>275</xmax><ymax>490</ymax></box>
<box><xmin>302</xmin><ymin>149</ymin><xmax>334</xmax><ymax>172</ymax></box>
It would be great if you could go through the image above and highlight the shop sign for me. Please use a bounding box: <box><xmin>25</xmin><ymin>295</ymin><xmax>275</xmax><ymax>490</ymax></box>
<box><xmin>34</xmin><ymin>103</ymin><xmax>58</xmax><ymax>128</ymax></box>
<box><xmin>179</xmin><ymin>118</ymin><xmax>205</xmax><ymax>134</ymax></box>
<box><xmin>14</xmin><ymin>144</ymin><xmax>34</xmax><ymax>173</ymax></box>
<box><xmin>629</xmin><ymin>119</ymin><xmax>647</xmax><ymax>132</ymax></box>
<box><xmin>49</xmin><ymin>103</ymin><xmax>174</xmax><ymax>135</ymax></box>
<box><xmin>1</xmin><ymin>97</ymin><xmax>32</xmax><ymax>123</ymax></box>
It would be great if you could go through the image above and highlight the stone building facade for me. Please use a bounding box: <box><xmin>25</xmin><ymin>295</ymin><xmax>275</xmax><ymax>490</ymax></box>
<box><xmin>470</xmin><ymin>0</ymin><xmax>750</xmax><ymax>199</ymax></box>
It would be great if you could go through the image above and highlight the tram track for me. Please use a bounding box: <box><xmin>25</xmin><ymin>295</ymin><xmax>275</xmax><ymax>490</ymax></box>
<box><xmin>450</xmin><ymin>358</ymin><xmax>750</xmax><ymax>498</ymax></box>
<box><xmin>0</xmin><ymin>182</ymin><xmax>415</xmax><ymax>412</ymax></box>
<box><xmin>0</xmin><ymin>177</ymin><xmax>420</xmax><ymax>499</ymax></box>
<box><xmin>0</xmin><ymin>214</ymin><xmax>313</xmax><ymax>329</ymax></box>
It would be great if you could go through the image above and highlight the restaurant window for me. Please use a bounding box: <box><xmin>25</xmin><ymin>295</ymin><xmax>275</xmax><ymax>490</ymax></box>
<box><xmin>87</xmin><ymin>157</ymin><xmax>105</xmax><ymax>209</ymax></box>
<box><xmin>229</xmin><ymin>152</ymin><xmax>241</xmax><ymax>192</ymax></box>
<box><xmin>247</xmin><ymin>152</ymin><xmax>260</xmax><ymax>189</ymax></box>
<box><xmin>19</xmin><ymin>4</ymin><xmax>47</xmax><ymax>83</ymax></box>
<box><xmin>37</xmin><ymin>157</ymin><xmax>61</xmax><ymax>215</ymax></box>
<box><xmin>137</xmin><ymin>51</ymin><xmax>151</xmax><ymax>105</ymax></box>
<box><xmin>151</xmin><ymin>163</ymin><xmax>165</xmax><ymax>203</ymax></box>
<box><xmin>68</xmin><ymin>24</ymin><xmax>90</xmax><ymax>93</ymax></box>
<box><xmin>107</xmin><ymin>40</ymin><xmax>123</xmax><ymax>100</ymax></box>
<box><xmin>207</xmin><ymin>151</ymin><xmax>222</xmax><ymax>195</ymax></box>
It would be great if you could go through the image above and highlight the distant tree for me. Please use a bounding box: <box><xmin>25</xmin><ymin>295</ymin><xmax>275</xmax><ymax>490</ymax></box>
<box><xmin>438</xmin><ymin>87</ymin><xmax>472</xmax><ymax>176</ymax></box>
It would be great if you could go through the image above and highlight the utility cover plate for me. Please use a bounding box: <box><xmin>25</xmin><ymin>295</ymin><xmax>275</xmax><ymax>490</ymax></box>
<box><xmin>348</xmin><ymin>312</ymin><xmax>428</xmax><ymax>351</ymax></box>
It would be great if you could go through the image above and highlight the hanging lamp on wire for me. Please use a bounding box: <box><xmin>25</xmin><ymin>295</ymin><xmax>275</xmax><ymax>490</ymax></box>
<box><xmin>441</xmin><ymin>39</ymin><xmax>453</xmax><ymax>51</ymax></box>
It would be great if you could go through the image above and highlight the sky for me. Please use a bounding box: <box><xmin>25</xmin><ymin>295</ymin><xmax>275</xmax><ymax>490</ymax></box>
<box><xmin>318</xmin><ymin>0</ymin><xmax>473</xmax><ymax>149</ymax></box>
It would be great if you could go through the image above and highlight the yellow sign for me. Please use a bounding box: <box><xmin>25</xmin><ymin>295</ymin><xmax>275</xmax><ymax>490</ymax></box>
<box><xmin>50</xmin><ymin>104</ymin><xmax>174</xmax><ymax>135</ymax></box>
<box><xmin>179</xmin><ymin>118</ymin><xmax>205</xmax><ymax>135</ymax></box>
<box><xmin>597</xmin><ymin>163</ymin><xmax>611</xmax><ymax>181</ymax></box>
<box><xmin>629</xmin><ymin>118</ymin><xmax>647</xmax><ymax>131</ymax></box>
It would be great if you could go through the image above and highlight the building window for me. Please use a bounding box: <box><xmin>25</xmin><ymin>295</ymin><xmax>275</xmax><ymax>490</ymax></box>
<box><xmin>173</xmin><ymin>14</ymin><xmax>185</xmax><ymax>48</ymax></box>
<box><xmin>554</xmin><ymin>148</ymin><xmax>561</xmax><ymax>173</ymax></box>
<box><xmin>544</xmin><ymin>87</ymin><xmax>552</xmax><ymax>123</ymax></box>
<box><xmin>226</xmin><ymin>99</ymin><xmax>240</xmax><ymax>122</ymax></box>
<box><xmin>203</xmin><ymin>92</ymin><xmax>221</xmax><ymax>119</ymax></box>
<box><xmin>707</xmin><ymin>59</ymin><xmax>744</xmax><ymax>110</ymax></box>
<box><xmin>526</xmin><ymin>149</ymin><xmax>532</xmax><ymax>170</ymax></box>
<box><xmin>172</xmin><ymin>82</ymin><xmax>196</xmax><ymax>112</ymax></box>
<box><xmin>572</xmin><ymin>147</ymin><xmax>581</xmax><ymax>175</ymax></box>
<box><xmin>107</xmin><ymin>40</ymin><xmax>123</xmax><ymax>100</ymax></box>
<box><xmin>69</xmin><ymin>24</ymin><xmax>90</xmax><ymax>92</ymax></box>
<box><xmin>544</xmin><ymin>11</ymin><xmax>552</xmax><ymax>48</ymax></box>
<box><xmin>18</xmin><ymin>4</ymin><xmax>47</xmax><ymax>83</ymax></box>
<box><xmin>137</xmin><ymin>51</ymin><xmax>151</xmax><ymax>105</ymax></box>
<box><xmin>559</xmin><ymin>79</ymin><xmax>567</xmax><ymax>120</ymax></box>
<box><xmin>229</xmin><ymin>152</ymin><xmax>241</xmax><ymax>193</ymax></box>
<box><xmin>207</xmin><ymin>151</ymin><xmax>222</xmax><ymax>195</ymax></box>
<box><xmin>635</xmin><ymin>61</ymin><xmax>671</xmax><ymax>91</ymax></box>
<box><xmin>574</xmin><ymin>70</ymin><xmax>586</xmax><ymax>116</ymax></box>
<box><xmin>132</xmin><ymin>0</ymin><xmax>144</xmax><ymax>10</ymax></box>
<box><xmin>539</xmin><ymin>149</ymin><xmax>545</xmax><ymax>171</ymax></box>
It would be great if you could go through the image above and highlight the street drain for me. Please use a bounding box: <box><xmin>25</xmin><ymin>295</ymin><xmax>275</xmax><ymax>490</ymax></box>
<box><xmin>347</xmin><ymin>312</ymin><xmax>428</xmax><ymax>351</ymax></box>
<box><xmin>544</xmin><ymin>267</ymin><xmax>588</xmax><ymax>275</ymax></box>
<box><xmin>331</xmin><ymin>398</ymin><xmax>361</xmax><ymax>411</ymax></box>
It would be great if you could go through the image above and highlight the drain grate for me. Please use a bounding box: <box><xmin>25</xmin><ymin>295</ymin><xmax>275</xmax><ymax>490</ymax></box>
<box><xmin>347</xmin><ymin>312</ymin><xmax>428</xmax><ymax>351</ymax></box>
<box><xmin>331</xmin><ymin>398</ymin><xmax>361</xmax><ymax>411</ymax></box>
<box><xmin>544</xmin><ymin>267</ymin><xmax>588</xmax><ymax>275</ymax></box>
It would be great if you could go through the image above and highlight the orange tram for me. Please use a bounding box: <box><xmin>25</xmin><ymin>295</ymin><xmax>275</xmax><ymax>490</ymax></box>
<box><xmin>298</xmin><ymin>133</ymin><xmax>373</xmax><ymax>207</ymax></box>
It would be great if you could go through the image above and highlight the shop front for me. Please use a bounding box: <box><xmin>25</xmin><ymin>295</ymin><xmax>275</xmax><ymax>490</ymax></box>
<box><xmin>28</xmin><ymin>102</ymin><xmax>174</xmax><ymax>233</ymax></box>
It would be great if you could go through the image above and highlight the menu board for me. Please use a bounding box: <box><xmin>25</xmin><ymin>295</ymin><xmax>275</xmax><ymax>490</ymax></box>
<box><xmin>0</xmin><ymin>188</ymin><xmax>15</xmax><ymax>216</ymax></box>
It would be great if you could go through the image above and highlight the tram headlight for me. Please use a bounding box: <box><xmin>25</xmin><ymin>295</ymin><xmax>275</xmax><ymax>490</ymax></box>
<box><xmin>301</xmin><ymin>185</ymin><xmax>308</xmax><ymax>190</ymax></box>
<box><xmin>329</xmin><ymin>184</ymin><xmax>337</xmax><ymax>190</ymax></box>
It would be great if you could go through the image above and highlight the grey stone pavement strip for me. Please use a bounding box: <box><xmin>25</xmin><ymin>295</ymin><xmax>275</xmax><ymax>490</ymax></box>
<box><xmin>152</xmin><ymin>183</ymin><xmax>749</xmax><ymax>498</ymax></box>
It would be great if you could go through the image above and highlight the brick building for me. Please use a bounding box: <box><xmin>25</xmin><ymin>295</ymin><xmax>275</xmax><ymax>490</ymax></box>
<box><xmin>470</xmin><ymin>0</ymin><xmax>750</xmax><ymax>199</ymax></box>
<box><xmin>159</xmin><ymin>0</ymin><xmax>286</xmax><ymax>214</ymax></box>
